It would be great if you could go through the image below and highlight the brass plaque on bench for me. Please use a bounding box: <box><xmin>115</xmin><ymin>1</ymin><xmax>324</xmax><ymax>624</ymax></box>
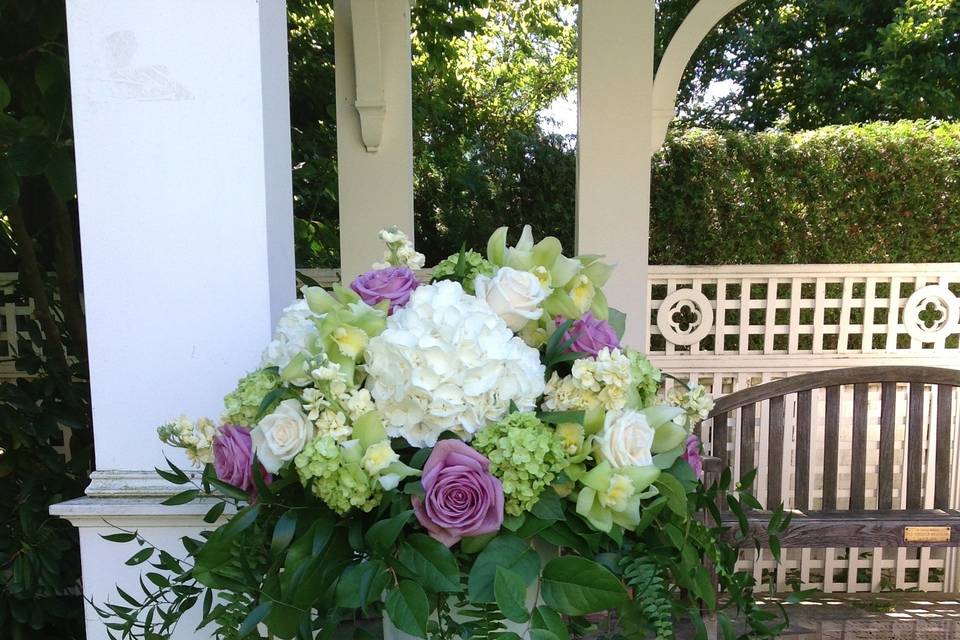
<box><xmin>904</xmin><ymin>526</ymin><xmax>951</xmax><ymax>543</ymax></box>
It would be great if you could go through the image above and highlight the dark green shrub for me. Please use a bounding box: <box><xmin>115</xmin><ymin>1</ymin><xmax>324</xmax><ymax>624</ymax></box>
<box><xmin>650</xmin><ymin>120</ymin><xmax>960</xmax><ymax>264</ymax></box>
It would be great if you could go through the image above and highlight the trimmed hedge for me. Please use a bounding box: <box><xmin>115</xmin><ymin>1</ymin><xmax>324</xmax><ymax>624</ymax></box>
<box><xmin>650</xmin><ymin>120</ymin><xmax>960</xmax><ymax>264</ymax></box>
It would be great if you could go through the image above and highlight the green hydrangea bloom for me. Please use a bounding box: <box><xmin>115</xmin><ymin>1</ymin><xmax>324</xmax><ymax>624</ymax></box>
<box><xmin>222</xmin><ymin>368</ymin><xmax>281</xmax><ymax>426</ymax></box>
<box><xmin>431</xmin><ymin>250</ymin><xmax>496</xmax><ymax>294</ymax></box>
<box><xmin>473</xmin><ymin>412</ymin><xmax>568</xmax><ymax>516</ymax></box>
<box><xmin>295</xmin><ymin>436</ymin><xmax>382</xmax><ymax>515</ymax></box>
<box><xmin>625</xmin><ymin>348</ymin><xmax>662</xmax><ymax>407</ymax></box>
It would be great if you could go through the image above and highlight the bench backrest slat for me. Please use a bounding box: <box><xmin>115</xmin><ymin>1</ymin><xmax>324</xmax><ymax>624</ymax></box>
<box><xmin>850</xmin><ymin>383</ymin><xmax>869</xmax><ymax>511</ymax></box>
<box><xmin>712</xmin><ymin>411</ymin><xmax>729</xmax><ymax>470</ymax></box>
<box><xmin>936</xmin><ymin>385</ymin><xmax>955</xmax><ymax>509</ymax></box>
<box><xmin>740</xmin><ymin>403</ymin><xmax>756</xmax><ymax>476</ymax></box>
<box><xmin>823</xmin><ymin>385</ymin><xmax>841</xmax><ymax>511</ymax></box>
<box><xmin>878</xmin><ymin>382</ymin><xmax>897</xmax><ymax>510</ymax></box>
<box><xmin>794</xmin><ymin>390</ymin><xmax>812</xmax><ymax>510</ymax></box>
<box><xmin>702</xmin><ymin>366</ymin><xmax>960</xmax><ymax>513</ymax></box>
<box><xmin>907</xmin><ymin>382</ymin><xmax>925</xmax><ymax>510</ymax></box>
<box><xmin>767</xmin><ymin>395</ymin><xmax>786</xmax><ymax>507</ymax></box>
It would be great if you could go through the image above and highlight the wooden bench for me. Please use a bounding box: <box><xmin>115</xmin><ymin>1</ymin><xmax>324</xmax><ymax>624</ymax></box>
<box><xmin>700</xmin><ymin>366</ymin><xmax>960</xmax><ymax>553</ymax></box>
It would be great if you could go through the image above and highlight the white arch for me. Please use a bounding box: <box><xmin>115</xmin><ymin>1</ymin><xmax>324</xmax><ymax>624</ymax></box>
<box><xmin>650</xmin><ymin>0</ymin><xmax>747</xmax><ymax>152</ymax></box>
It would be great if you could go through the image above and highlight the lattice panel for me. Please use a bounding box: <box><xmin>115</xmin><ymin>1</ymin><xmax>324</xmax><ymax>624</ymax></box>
<box><xmin>648</xmin><ymin>264</ymin><xmax>960</xmax><ymax>357</ymax></box>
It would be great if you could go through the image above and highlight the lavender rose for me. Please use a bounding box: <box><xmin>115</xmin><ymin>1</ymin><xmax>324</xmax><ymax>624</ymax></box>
<box><xmin>213</xmin><ymin>425</ymin><xmax>271</xmax><ymax>495</ymax></box>
<box><xmin>412</xmin><ymin>439</ymin><xmax>504</xmax><ymax>546</ymax></box>
<box><xmin>556</xmin><ymin>312</ymin><xmax>620</xmax><ymax>356</ymax></box>
<box><xmin>681</xmin><ymin>434</ymin><xmax>704</xmax><ymax>480</ymax></box>
<box><xmin>350</xmin><ymin>266</ymin><xmax>419</xmax><ymax>313</ymax></box>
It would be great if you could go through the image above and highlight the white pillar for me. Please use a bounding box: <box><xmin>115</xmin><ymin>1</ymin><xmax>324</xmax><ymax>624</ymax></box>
<box><xmin>335</xmin><ymin>0</ymin><xmax>415</xmax><ymax>282</ymax></box>
<box><xmin>51</xmin><ymin>1</ymin><xmax>295</xmax><ymax>637</ymax></box>
<box><xmin>576</xmin><ymin>0</ymin><xmax>655</xmax><ymax>345</ymax></box>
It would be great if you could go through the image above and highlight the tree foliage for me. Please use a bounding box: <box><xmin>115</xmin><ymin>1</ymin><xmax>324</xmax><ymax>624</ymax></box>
<box><xmin>662</xmin><ymin>0</ymin><xmax>960</xmax><ymax>130</ymax></box>
<box><xmin>288</xmin><ymin>0</ymin><xmax>578</xmax><ymax>267</ymax></box>
<box><xmin>0</xmin><ymin>2</ymin><xmax>90</xmax><ymax>638</ymax></box>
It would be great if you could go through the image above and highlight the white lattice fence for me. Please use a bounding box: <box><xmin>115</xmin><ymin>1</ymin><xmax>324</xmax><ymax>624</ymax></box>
<box><xmin>650</xmin><ymin>263</ymin><xmax>960</xmax><ymax>594</ymax></box>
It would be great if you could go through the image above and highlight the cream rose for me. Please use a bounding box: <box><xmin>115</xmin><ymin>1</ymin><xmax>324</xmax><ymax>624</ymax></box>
<box><xmin>474</xmin><ymin>267</ymin><xmax>547</xmax><ymax>331</ymax></box>
<box><xmin>252</xmin><ymin>399</ymin><xmax>315</xmax><ymax>473</ymax></box>
<box><xmin>598</xmin><ymin>409</ymin><xmax>655</xmax><ymax>469</ymax></box>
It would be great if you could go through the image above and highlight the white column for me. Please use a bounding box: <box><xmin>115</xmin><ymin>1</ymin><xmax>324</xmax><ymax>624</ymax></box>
<box><xmin>576</xmin><ymin>0</ymin><xmax>655</xmax><ymax>346</ymax></box>
<box><xmin>51</xmin><ymin>1</ymin><xmax>294</xmax><ymax>637</ymax></box>
<box><xmin>335</xmin><ymin>0</ymin><xmax>415</xmax><ymax>282</ymax></box>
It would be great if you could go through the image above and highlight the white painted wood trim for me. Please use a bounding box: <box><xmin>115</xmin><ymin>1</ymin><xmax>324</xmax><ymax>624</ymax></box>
<box><xmin>650</xmin><ymin>0</ymin><xmax>747</xmax><ymax>151</ymax></box>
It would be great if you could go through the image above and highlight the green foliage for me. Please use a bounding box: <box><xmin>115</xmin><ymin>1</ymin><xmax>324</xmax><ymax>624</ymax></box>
<box><xmin>661</xmin><ymin>0</ymin><xmax>960</xmax><ymax>130</ymax></box>
<box><xmin>0</xmin><ymin>313</ymin><xmax>90</xmax><ymax>639</ymax></box>
<box><xmin>651</xmin><ymin>120</ymin><xmax>960</xmax><ymax>264</ymax></box>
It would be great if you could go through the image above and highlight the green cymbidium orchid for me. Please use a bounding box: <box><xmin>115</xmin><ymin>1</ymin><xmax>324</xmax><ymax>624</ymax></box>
<box><xmin>574</xmin><ymin>460</ymin><xmax>661</xmax><ymax>533</ymax></box>
<box><xmin>487</xmin><ymin>225</ymin><xmax>614</xmax><ymax>320</ymax></box>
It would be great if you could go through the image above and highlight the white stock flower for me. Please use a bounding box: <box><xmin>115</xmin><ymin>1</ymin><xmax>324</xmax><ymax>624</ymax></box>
<box><xmin>260</xmin><ymin>299</ymin><xmax>323</xmax><ymax>371</ymax></box>
<box><xmin>314</xmin><ymin>409</ymin><xmax>352</xmax><ymax>441</ymax></box>
<box><xmin>598</xmin><ymin>409</ymin><xmax>655</xmax><ymax>469</ymax></box>
<box><xmin>474</xmin><ymin>267</ymin><xmax>547</xmax><ymax>332</ymax></box>
<box><xmin>364</xmin><ymin>281</ymin><xmax>545</xmax><ymax>447</ymax></box>
<box><xmin>252</xmin><ymin>399</ymin><xmax>315</xmax><ymax>473</ymax></box>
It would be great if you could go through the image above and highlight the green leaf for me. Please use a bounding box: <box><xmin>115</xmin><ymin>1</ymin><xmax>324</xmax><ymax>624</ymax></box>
<box><xmin>691</xmin><ymin>566</ymin><xmax>716</xmax><ymax>610</ymax></box>
<box><xmin>270</xmin><ymin>512</ymin><xmax>297</xmax><ymax>557</ymax></box>
<box><xmin>100</xmin><ymin>532</ymin><xmax>137</xmax><ymax>543</ymax></box>
<box><xmin>335</xmin><ymin>560</ymin><xmax>391</xmax><ymax>609</ymax></box>
<box><xmin>384</xmin><ymin>580</ymin><xmax>429</xmax><ymax>639</ymax></box>
<box><xmin>397</xmin><ymin>533</ymin><xmax>462</xmax><ymax>593</ymax></box>
<box><xmin>530</xmin><ymin>630</ymin><xmax>562</xmax><ymax>640</ymax></box>
<box><xmin>155</xmin><ymin>466</ymin><xmax>189</xmax><ymax>486</ymax></box>
<box><xmin>540</xmin><ymin>556</ymin><xmax>627</xmax><ymax>616</ymax></box>
<box><xmin>45</xmin><ymin>146</ymin><xmax>76</xmax><ymax>201</ymax></box>
<box><xmin>494</xmin><ymin>567</ymin><xmax>530</xmax><ymax>623</ymax></box>
<box><xmin>467</xmin><ymin>535</ymin><xmax>540</xmax><ymax>603</ymax></box>
<box><xmin>220</xmin><ymin>503</ymin><xmax>262</xmax><ymax>540</ymax></box>
<box><xmin>364</xmin><ymin>509</ymin><xmax>412</xmax><ymax>555</ymax></box>
<box><xmin>205</xmin><ymin>477</ymin><xmax>249</xmax><ymax>502</ymax></box>
<box><xmin>537</xmin><ymin>410</ymin><xmax>585</xmax><ymax>425</ymax></box>
<box><xmin>239</xmin><ymin>601</ymin><xmax>272</xmax><ymax>638</ymax></box>
<box><xmin>145</xmin><ymin>572</ymin><xmax>169</xmax><ymax>588</ymax></box>
<box><xmin>459</xmin><ymin>532</ymin><xmax>496</xmax><ymax>554</ymax></box>
<box><xmin>606</xmin><ymin>308</ymin><xmax>626</xmax><ymax>339</ymax></box>
<box><xmin>125</xmin><ymin>548</ymin><xmax>153</xmax><ymax>566</ymax></box>
<box><xmin>529</xmin><ymin>489</ymin><xmax>564</xmax><ymax>521</ymax></box>
<box><xmin>0</xmin><ymin>76</ymin><xmax>10</xmax><ymax>110</ymax></box>
<box><xmin>161</xmin><ymin>489</ymin><xmax>199</xmax><ymax>506</ymax></box>
<box><xmin>654</xmin><ymin>473</ymin><xmax>687</xmax><ymax>516</ymax></box>
<box><xmin>202</xmin><ymin>501</ymin><xmax>226</xmax><ymax>524</ymax></box>
<box><xmin>0</xmin><ymin>157</ymin><xmax>19</xmax><ymax>209</ymax></box>
<box><xmin>9</xmin><ymin>136</ymin><xmax>52</xmax><ymax>176</ymax></box>
<box><xmin>532</xmin><ymin>606</ymin><xmax>569</xmax><ymax>640</ymax></box>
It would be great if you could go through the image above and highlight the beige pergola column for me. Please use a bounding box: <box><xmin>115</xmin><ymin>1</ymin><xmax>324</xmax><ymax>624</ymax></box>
<box><xmin>335</xmin><ymin>0</ymin><xmax>415</xmax><ymax>282</ymax></box>
<box><xmin>576</xmin><ymin>0</ymin><xmax>746</xmax><ymax>344</ymax></box>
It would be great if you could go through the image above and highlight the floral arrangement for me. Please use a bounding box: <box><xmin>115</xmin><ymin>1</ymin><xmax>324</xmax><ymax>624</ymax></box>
<box><xmin>100</xmin><ymin>227</ymin><xmax>790</xmax><ymax>640</ymax></box>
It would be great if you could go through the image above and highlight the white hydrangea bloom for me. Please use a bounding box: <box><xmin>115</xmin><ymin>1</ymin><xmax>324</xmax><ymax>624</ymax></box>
<box><xmin>260</xmin><ymin>299</ymin><xmax>323</xmax><ymax>371</ymax></box>
<box><xmin>364</xmin><ymin>281</ymin><xmax>545</xmax><ymax>447</ymax></box>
